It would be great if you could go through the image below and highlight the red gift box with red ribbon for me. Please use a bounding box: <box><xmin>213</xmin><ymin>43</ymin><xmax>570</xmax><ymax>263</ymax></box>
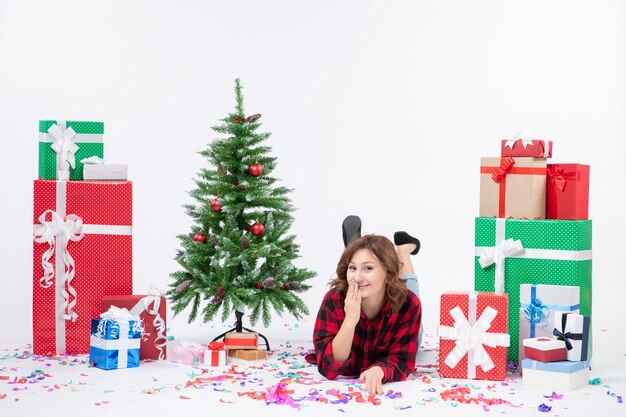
<box><xmin>438</xmin><ymin>291</ymin><xmax>510</xmax><ymax>381</ymax></box>
<box><xmin>480</xmin><ymin>157</ymin><xmax>547</xmax><ymax>219</ymax></box>
<box><xmin>102</xmin><ymin>295</ymin><xmax>167</xmax><ymax>360</ymax></box>
<box><xmin>546</xmin><ymin>164</ymin><xmax>590</xmax><ymax>220</ymax></box>
<box><xmin>32</xmin><ymin>179</ymin><xmax>133</xmax><ymax>355</ymax></box>
<box><xmin>501</xmin><ymin>138</ymin><xmax>553</xmax><ymax>158</ymax></box>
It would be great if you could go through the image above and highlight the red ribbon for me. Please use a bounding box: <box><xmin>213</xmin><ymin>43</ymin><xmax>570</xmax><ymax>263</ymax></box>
<box><xmin>490</xmin><ymin>157</ymin><xmax>515</xmax><ymax>183</ymax></box>
<box><xmin>547</xmin><ymin>166</ymin><xmax>580</xmax><ymax>192</ymax></box>
<box><xmin>208</xmin><ymin>341</ymin><xmax>225</xmax><ymax>351</ymax></box>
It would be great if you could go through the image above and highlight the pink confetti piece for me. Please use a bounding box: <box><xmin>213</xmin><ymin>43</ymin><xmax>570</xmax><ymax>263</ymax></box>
<box><xmin>179</xmin><ymin>395</ymin><xmax>191</xmax><ymax>400</ymax></box>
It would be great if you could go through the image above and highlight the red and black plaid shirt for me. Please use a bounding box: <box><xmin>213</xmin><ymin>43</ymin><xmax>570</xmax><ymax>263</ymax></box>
<box><xmin>309</xmin><ymin>290</ymin><xmax>421</xmax><ymax>383</ymax></box>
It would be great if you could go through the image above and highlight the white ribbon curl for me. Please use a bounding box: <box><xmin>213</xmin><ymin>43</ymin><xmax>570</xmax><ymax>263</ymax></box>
<box><xmin>129</xmin><ymin>289</ymin><xmax>167</xmax><ymax>360</ymax></box>
<box><xmin>33</xmin><ymin>210</ymin><xmax>84</xmax><ymax>321</ymax></box>
<box><xmin>439</xmin><ymin>304</ymin><xmax>510</xmax><ymax>378</ymax></box>
<box><xmin>48</xmin><ymin>122</ymin><xmax>79</xmax><ymax>180</ymax></box>
<box><xmin>478</xmin><ymin>238</ymin><xmax>524</xmax><ymax>294</ymax></box>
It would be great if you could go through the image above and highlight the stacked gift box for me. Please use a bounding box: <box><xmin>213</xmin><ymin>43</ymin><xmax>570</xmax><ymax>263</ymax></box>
<box><xmin>438</xmin><ymin>134</ymin><xmax>592</xmax><ymax>383</ymax></box>
<box><xmin>521</xmin><ymin>311</ymin><xmax>591</xmax><ymax>390</ymax></box>
<box><xmin>32</xmin><ymin>119</ymin><xmax>166</xmax><ymax>367</ymax></box>
<box><xmin>471</xmin><ymin>134</ymin><xmax>592</xmax><ymax>388</ymax></box>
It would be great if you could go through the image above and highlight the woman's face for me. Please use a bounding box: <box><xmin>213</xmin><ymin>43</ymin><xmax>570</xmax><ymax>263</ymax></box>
<box><xmin>346</xmin><ymin>248</ymin><xmax>387</xmax><ymax>302</ymax></box>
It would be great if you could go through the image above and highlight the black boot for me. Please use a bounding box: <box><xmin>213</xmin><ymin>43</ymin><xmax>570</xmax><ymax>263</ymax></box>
<box><xmin>342</xmin><ymin>215</ymin><xmax>362</xmax><ymax>247</ymax></box>
<box><xmin>393</xmin><ymin>231</ymin><xmax>421</xmax><ymax>255</ymax></box>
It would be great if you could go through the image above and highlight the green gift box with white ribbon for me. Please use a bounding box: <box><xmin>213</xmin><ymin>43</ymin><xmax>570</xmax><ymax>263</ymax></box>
<box><xmin>38</xmin><ymin>120</ymin><xmax>104</xmax><ymax>180</ymax></box>
<box><xmin>473</xmin><ymin>217</ymin><xmax>592</xmax><ymax>361</ymax></box>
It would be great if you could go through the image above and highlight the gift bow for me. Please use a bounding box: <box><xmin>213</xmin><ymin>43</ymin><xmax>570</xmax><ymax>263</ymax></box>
<box><xmin>33</xmin><ymin>210</ymin><xmax>84</xmax><ymax>321</ymax></box>
<box><xmin>96</xmin><ymin>307</ymin><xmax>142</xmax><ymax>368</ymax></box>
<box><xmin>524</xmin><ymin>297</ymin><xmax>549</xmax><ymax>328</ymax></box>
<box><xmin>547</xmin><ymin>166</ymin><xmax>580</xmax><ymax>192</ymax></box>
<box><xmin>504</xmin><ymin>132</ymin><xmax>537</xmax><ymax>149</ymax></box>
<box><xmin>48</xmin><ymin>123</ymin><xmax>79</xmax><ymax>178</ymax></box>
<box><xmin>490</xmin><ymin>157</ymin><xmax>515</xmax><ymax>183</ymax></box>
<box><xmin>478</xmin><ymin>238</ymin><xmax>524</xmax><ymax>293</ymax></box>
<box><xmin>208</xmin><ymin>341</ymin><xmax>225</xmax><ymax>351</ymax></box>
<box><xmin>552</xmin><ymin>313</ymin><xmax>583</xmax><ymax>351</ymax></box>
<box><xmin>439</xmin><ymin>306</ymin><xmax>510</xmax><ymax>373</ymax></box>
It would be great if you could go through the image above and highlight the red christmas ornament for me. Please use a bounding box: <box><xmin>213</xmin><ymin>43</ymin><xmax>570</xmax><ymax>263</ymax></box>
<box><xmin>256</xmin><ymin>283</ymin><xmax>263</xmax><ymax>289</ymax></box>
<box><xmin>281</xmin><ymin>284</ymin><xmax>288</xmax><ymax>290</ymax></box>
<box><xmin>193</xmin><ymin>233</ymin><xmax>207</xmax><ymax>243</ymax></box>
<box><xmin>236</xmin><ymin>184</ymin><xmax>246</xmax><ymax>190</ymax></box>
<box><xmin>248</xmin><ymin>162</ymin><xmax>263</xmax><ymax>177</ymax></box>
<box><xmin>211</xmin><ymin>198</ymin><xmax>222</xmax><ymax>212</ymax></box>
<box><xmin>251</xmin><ymin>222</ymin><xmax>265</xmax><ymax>236</ymax></box>
<box><xmin>218</xmin><ymin>286</ymin><xmax>223</xmax><ymax>292</ymax></box>
<box><xmin>234</xmin><ymin>115</ymin><xmax>246</xmax><ymax>124</ymax></box>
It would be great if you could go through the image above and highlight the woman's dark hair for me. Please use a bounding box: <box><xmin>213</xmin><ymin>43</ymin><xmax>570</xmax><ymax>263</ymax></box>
<box><xmin>329</xmin><ymin>234</ymin><xmax>407</xmax><ymax>312</ymax></box>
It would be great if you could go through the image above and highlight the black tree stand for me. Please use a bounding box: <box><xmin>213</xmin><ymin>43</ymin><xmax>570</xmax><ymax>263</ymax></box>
<box><xmin>212</xmin><ymin>310</ymin><xmax>270</xmax><ymax>350</ymax></box>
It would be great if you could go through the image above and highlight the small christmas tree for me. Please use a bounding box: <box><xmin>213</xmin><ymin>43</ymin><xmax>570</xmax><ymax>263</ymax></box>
<box><xmin>168</xmin><ymin>79</ymin><xmax>315</xmax><ymax>330</ymax></box>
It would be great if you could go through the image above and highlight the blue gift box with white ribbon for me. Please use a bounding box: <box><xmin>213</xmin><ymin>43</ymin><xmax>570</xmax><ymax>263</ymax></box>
<box><xmin>89</xmin><ymin>307</ymin><xmax>143</xmax><ymax>370</ymax></box>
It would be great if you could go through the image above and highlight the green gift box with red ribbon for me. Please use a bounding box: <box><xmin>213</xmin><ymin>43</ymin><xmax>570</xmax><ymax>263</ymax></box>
<box><xmin>479</xmin><ymin>157</ymin><xmax>547</xmax><ymax>219</ymax></box>
<box><xmin>474</xmin><ymin>217</ymin><xmax>592</xmax><ymax>362</ymax></box>
<box><xmin>546</xmin><ymin>164</ymin><xmax>590</xmax><ymax>220</ymax></box>
<box><xmin>38</xmin><ymin>120</ymin><xmax>104</xmax><ymax>181</ymax></box>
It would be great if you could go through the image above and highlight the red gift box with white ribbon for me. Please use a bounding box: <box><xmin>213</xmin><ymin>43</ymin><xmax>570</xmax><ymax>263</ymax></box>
<box><xmin>32</xmin><ymin>179</ymin><xmax>132</xmax><ymax>355</ymax></box>
<box><xmin>102</xmin><ymin>294</ymin><xmax>167</xmax><ymax>360</ymax></box>
<box><xmin>501</xmin><ymin>136</ymin><xmax>553</xmax><ymax>158</ymax></box>
<box><xmin>439</xmin><ymin>291</ymin><xmax>510</xmax><ymax>381</ymax></box>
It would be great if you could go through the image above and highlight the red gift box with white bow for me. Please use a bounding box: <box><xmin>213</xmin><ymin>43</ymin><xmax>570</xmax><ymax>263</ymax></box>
<box><xmin>501</xmin><ymin>137</ymin><xmax>553</xmax><ymax>158</ymax></box>
<box><xmin>32</xmin><ymin>179</ymin><xmax>132</xmax><ymax>355</ymax></box>
<box><xmin>439</xmin><ymin>291</ymin><xmax>510</xmax><ymax>381</ymax></box>
<box><xmin>102</xmin><ymin>294</ymin><xmax>167</xmax><ymax>360</ymax></box>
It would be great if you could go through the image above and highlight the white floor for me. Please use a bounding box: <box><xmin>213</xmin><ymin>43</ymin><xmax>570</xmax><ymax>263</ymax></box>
<box><xmin>1</xmin><ymin>327</ymin><xmax>624</xmax><ymax>417</ymax></box>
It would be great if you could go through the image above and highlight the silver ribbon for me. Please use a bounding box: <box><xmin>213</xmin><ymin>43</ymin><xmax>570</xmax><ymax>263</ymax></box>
<box><xmin>48</xmin><ymin>122</ymin><xmax>79</xmax><ymax>180</ymax></box>
<box><xmin>478</xmin><ymin>238</ymin><xmax>524</xmax><ymax>294</ymax></box>
<box><xmin>129</xmin><ymin>289</ymin><xmax>167</xmax><ymax>360</ymax></box>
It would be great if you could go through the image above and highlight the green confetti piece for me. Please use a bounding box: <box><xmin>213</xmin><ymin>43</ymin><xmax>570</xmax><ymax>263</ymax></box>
<box><xmin>590</xmin><ymin>378</ymin><xmax>602</xmax><ymax>385</ymax></box>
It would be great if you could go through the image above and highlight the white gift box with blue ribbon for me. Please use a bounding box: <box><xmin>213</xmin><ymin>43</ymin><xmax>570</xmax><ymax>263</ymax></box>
<box><xmin>522</xmin><ymin>359</ymin><xmax>590</xmax><ymax>391</ymax></box>
<box><xmin>89</xmin><ymin>307</ymin><xmax>143</xmax><ymax>370</ymax></box>
<box><xmin>518</xmin><ymin>284</ymin><xmax>580</xmax><ymax>361</ymax></box>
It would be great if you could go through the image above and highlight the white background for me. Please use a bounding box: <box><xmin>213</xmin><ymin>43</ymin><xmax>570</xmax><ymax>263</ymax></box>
<box><xmin>1</xmin><ymin>0</ymin><xmax>624</xmax><ymax>346</ymax></box>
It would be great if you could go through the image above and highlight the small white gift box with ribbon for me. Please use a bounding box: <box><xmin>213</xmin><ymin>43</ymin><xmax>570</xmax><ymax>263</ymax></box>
<box><xmin>82</xmin><ymin>156</ymin><xmax>128</xmax><ymax>180</ymax></box>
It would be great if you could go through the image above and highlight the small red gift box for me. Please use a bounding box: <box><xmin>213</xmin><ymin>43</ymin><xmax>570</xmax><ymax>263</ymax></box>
<box><xmin>546</xmin><ymin>164</ymin><xmax>590</xmax><ymax>220</ymax></box>
<box><xmin>102</xmin><ymin>294</ymin><xmax>167</xmax><ymax>360</ymax></box>
<box><xmin>501</xmin><ymin>138</ymin><xmax>553</xmax><ymax>158</ymax></box>
<box><xmin>224</xmin><ymin>332</ymin><xmax>258</xmax><ymax>349</ymax></box>
<box><xmin>523</xmin><ymin>337</ymin><xmax>567</xmax><ymax>362</ymax></box>
<box><xmin>439</xmin><ymin>291</ymin><xmax>510</xmax><ymax>381</ymax></box>
<box><xmin>33</xmin><ymin>180</ymin><xmax>132</xmax><ymax>355</ymax></box>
